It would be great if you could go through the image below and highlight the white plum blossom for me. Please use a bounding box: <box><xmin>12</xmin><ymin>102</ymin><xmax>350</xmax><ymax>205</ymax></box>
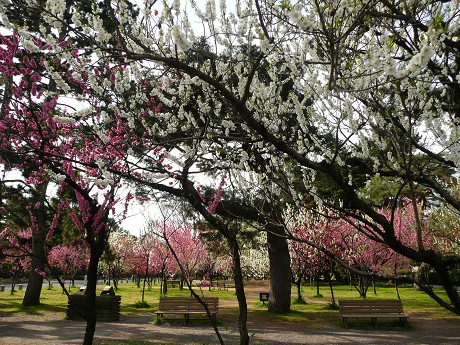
<box><xmin>170</xmin><ymin>25</ymin><xmax>192</xmax><ymax>52</ymax></box>
<box><xmin>44</xmin><ymin>0</ymin><xmax>66</xmax><ymax>28</ymax></box>
<box><xmin>23</xmin><ymin>39</ymin><xmax>40</xmax><ymax>53</ymax></box>
<box><xmin>0</xmin><ymin>0</ymin><xmax>11</xmax><ymax>8</ymax></box>
<box><xmin>71</xmin><ymin>11</ymin><xmax>82</xmax><ymax>27</ymax></box>
<box><xmin>51</xmin><ymin>72</ymin><xmax>71</xmax><ymax>92</ymax></box>
<box><xmin>54</xmin><ymin>116</ymin><xmax>76</xmax><ymax>125</ymax></box>
<box><xmin>55</xmin><ymin>174</ymin><xmax>67</xmax><ymax>181</ymax></box>
<box><xmin>405</xmin><ymin>45</ymin><xmax>436</xmax><ymax>76</ymax></box>
<box><xmin>173</xmin><ymin>0</ymin><xmax>180</xmax><ymax>13</ymax></box>
<box><xmin>0</xmin><ymin>12</ymin><xmax>12</xmax><ymax>28</ymax></box>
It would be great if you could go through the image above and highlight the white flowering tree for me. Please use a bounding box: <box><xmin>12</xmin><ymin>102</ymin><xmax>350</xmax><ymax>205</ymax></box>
<box><xmin>239</xmin><ymin>231</ymin><xmax>270</xmax><ymax>280</ymax></box>
<box><xmin>2</xmin><ymin>1</ymin><xmax>460</xmax><ymax>344</ymax></box>
<box><xmin>101</xmin><ymin>229</ymin><xmax>135</xmax><ymax>289</ymax></box>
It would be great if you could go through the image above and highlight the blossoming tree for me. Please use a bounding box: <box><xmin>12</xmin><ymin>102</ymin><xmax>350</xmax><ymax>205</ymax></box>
<box><xmin>0</xmin><ymin>29</ymin><xmax>123</xmax><ymax>345</ymax></box>
<box><xmin>48</xmin><ymin>244</ymin><xmax>89</xmax><ymax>289</ymax></box>
<box><xmin>2</xmin><ymin>2</ymin><xmax>460</xmax><ymax>344</ymax></box>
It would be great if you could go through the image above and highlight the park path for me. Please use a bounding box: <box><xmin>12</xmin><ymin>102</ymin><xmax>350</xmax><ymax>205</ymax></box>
<box><xmin>1</xmin><ymin>311</ymin><xmax>459</xmax><ymax>345</ymax></box>
<box><xmin>1</xmin><ymin>281</ymin><xmax>459</xmax><ymax>345</ymax></box>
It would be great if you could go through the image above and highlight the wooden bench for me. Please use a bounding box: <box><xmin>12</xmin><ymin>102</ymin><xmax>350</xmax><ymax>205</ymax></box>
<box><xmin>66</xmin><ymin>295</ymin><xmax>121</xmax><ymax>321</ymax></box>
<box><xmin>211</xmin><ymin>281</ymin><xmax>223</xmax><ymax>290</ymax></box>
<box><xmin>154</xmin><ymin>296</ymin><xmax>219</xmax><ymax>324</ymax></box>
<box><xmin>339</xmin><ymin>299</ymin><xmax>408</xmax><ymax>327</ymax></box>
<box><xmin>165</xmin><ymin>279</ymin><xmax>181</xmax><ymax>288</ymax></box>
<box><xmin>223</xmin><ymin>281</ymin><xmax>236</xmax><ymax>291</ymax></box>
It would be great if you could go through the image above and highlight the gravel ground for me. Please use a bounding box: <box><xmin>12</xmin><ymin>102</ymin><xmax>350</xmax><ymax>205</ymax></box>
<box><xmin>0</xmin><ymin>311</ymin><xmax>459</xmax><ymax>345</ymax></box>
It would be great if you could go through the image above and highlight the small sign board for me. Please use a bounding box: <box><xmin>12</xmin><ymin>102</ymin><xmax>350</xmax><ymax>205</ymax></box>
<box><xmin>259</xmin><ymin>292</ymin><xmax>269</xmax><ymax>305</ymax></box>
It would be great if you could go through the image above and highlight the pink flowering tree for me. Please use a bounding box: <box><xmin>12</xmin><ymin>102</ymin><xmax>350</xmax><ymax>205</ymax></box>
<box><xmin>0</xmin><ymin>30</ymin><xmax>123</xmax><ymax>344</ymax></box>
<box><xmin>48</xmin><ymin>244</ymin><xmax>89</xmax><ymax>290</ymax></box>
<box><xmin>154</xmin><ymin>220</ymin><xmax>212</xmax><ymax>288</ymax></box>
<box><xmin>0</xmin><ymin>176</ymin><xmax>70</xmax><ymax>304</ymax></box>
<box><xmin>288</xmin><ymin>203</ymin><xmax>418</xmax><ymax>298</ymax></box>
<box><xmin>333</xmin><ymin>221</ymin><xmax>394</xmax><ymax>298</ymax></box>
<box><xmin>289</xmin><ymin>226</ymin><xmax>331</xmax><ymax>301</ymax></box>
<box><xmin>0</xmin><ymin>228</ymin><xmax>32</xmax><ymax>293</ymax></box>
<box><xmin>288</xmin><ymin>208</ymin><xmax>340</xmax><ymax>303</ymax></box>
<box><xmin>99</xmin><ymin>230</ymin><xmax>135</xmax><ymax>289</ymax></box>
<box><xmin>148</xmin><ymin>237</ymin><xmax>172</xmax><ymax>294</ymax></box>
<box><xmin>214</xmin><ymin>254</ymin><xmax>234</xmax><ymax>280</ymax></box>
<box><xmin>137</xmin><ymin>231</ymin><xmax>158</xmax><ymax>302</ymax></box>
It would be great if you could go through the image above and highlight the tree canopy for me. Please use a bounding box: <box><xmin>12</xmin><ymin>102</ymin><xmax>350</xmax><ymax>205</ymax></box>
<box><xmin>1</xmin><ymin>1</ymin><xmax>460</xmax><ymax>343</ymax></box>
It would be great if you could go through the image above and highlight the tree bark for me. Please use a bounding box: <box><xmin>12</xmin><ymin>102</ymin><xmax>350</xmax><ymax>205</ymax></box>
<box><xmin>23</xmin><ymin>183</ymin><xmax>47</xmax><ymax>306</ymax></box>
<box><xmin>296</xmin><ymin>277</ymin><xmax>302</xmax><ymax>301</ymax></box>
<box><xmin>83</xmin><ymin>247</ymin><xmax>100</xmax><ymax>345</ymax></box>
<box><xmin>229</xmin><ymin>236</ymin><xmax>250</xmax><ymax>345</ymax></box>
<box><xmin>414</xmin><ymin>262</ymin><xmax>430</xmax><ymax>291</ymax></box>
<box><xmin>266</xmin><ymin>222</ymin><xmax>291</xmax><ymax>313</ymax></box>
<box><xmin>22</xmin><ymin>237</ymin><xmax>46</xmax><ymax>305</ymax></box>
<box><xmin>328</xmin><ymin>273</ymin><xmax>336</xmax><ymax>306</ymax></box>
<box><xmin>433</xmin><ymin>264</ymin><xmax>460</xmax><ymax>311</ymax></box>
<box><xmin>316</xmin><ymin>274</ymin><xmax>320</xmax><ymax>296</ymax></box>
<box><xmin>82</xmin><ymin>211</ymin><xmax>108</xmax><ymax>345</ymax></box>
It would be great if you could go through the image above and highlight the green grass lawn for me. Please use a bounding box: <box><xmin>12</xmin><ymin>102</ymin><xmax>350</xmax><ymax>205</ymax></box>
<box><xmin>261</xmin><ymin>282</ymin><xmax>460</xmax><ymax>328</ymax></box>
<box><xmin>1</xmin><ymin>280</ymin><xmax>460</xmax><ymax>345</ymax></box>
<box><xmin>0</xmin><ymin>280</ymin><xmax>236</xmax><ymax>316</ymax></box>
<box><xmin>0</xmin><ymin>280</ymin><xmax>458</xmax><ymax>324</ymax></box>
<box><xmin>298</xmin><ymin>282</ymin><xmax>457</xmax><ymax>318</ymax></box>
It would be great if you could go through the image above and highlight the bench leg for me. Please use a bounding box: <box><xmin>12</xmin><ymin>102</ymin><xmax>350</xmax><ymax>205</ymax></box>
<box><xmin>371</xmin><ymin>317</ymin><xmax>377</xmax><ymax>328</ymax></box>
<box><xmin>401</xmin><ymin>317</ymin><xmax>408</xmax><ymax>328</ymax></box>
<box><xmin>184</xmin><ymin>314</ymin><xmax>189</xmax><ymax>325</ymax></box>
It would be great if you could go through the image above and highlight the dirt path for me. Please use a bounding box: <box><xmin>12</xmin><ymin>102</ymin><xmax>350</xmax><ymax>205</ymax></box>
<box><xmin>1</xmin><ymin>281</ymin><xmax>459</xmax><ymax>345</ymax></box>
<box><xmin>1</xmin><ymin>311</ymin><xmax>459</xmax><ymax>345</ymax></box>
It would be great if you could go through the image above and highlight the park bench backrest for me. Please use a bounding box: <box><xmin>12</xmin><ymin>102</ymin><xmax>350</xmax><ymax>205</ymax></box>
<box><xmin>339</xmin><ymin>299</ymin><xmax>405</xmax><ymax>315</ymax></box>
<box><xmin>67</xmin><ymin>294</ymin><xmax>121</xmax><ymax>321</ymax></box>
<box><xmin>158</xmin><ymin>296</ymin><xmax>219</xmax><ymax>313</ymax></box>
<box><xmin>188</xmin><ymin>297</ymin><xmax>219</xmax><ymax>313</ymax></box>
<box><xmin>158</xmin><ymin>297</ymin><xmax>190</xmax><ymax>311</ymax></box>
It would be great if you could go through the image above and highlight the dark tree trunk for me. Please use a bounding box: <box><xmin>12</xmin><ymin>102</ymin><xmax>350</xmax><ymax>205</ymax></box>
<box><xmin>22</xmin><ymin>233</ymin><xmax>46</xmax><ymax>305</ymax></box>
<box><xmin>83</xmin><ymin>248</ymin><xmax>100</xmax><ymax>345</ymax></box>
<box><xmin>316</xmin><ymin>274</ymin><xmax>320</xmax><ymax>296</ymax></box>
<box><xmin>142</xmin><ymin>257</ymin><xmax>148</xmax><ymax>302</ymax></box>
<box><xmin>434</xmin><ymin>264</ymin><xmax>460</xmax><ymax>312</ymax></box>
<box><xmin>82</xmin><ymin>224</ymin><xmax>107</xmax><ymax>345</ymax></box>
<box><xmin>296</xmin><ymin>277</ymin><xmax>302</xmax><ymax>301</ymax></box>
<box><xmin>82</xmin><ymin>220</ymin><xmax>108</xmax><ymax>345</ymax></box>
<box><xmin>328</xmin><ymin>276</ymin><xmax>336</xmax><ymax>306</ymax></box>
<box><xmin>162</xmin><ymin>277</ymin><xmax>167</xmax><ymax>294</ymax></box>
<box><xmin>414</xmin><ymin>262</ymin><xmax>430</xmax><ymax>291</ymax></box>
<box><xmin>23</xmin><ymin>183</ymin><xmax>47</xmax><ymax>306</ymax></box>
<box><xmin>266</xmin><ymin>222</ymin><xmax>291</xmax><ymax>313</ymax></box>
<box><xmin>229</xmin><ymin>236</ymin><xmax>249</xmax><ymax>345</ymax></box>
